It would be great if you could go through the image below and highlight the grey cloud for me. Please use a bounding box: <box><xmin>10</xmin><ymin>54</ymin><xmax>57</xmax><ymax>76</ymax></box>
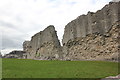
<box><xmin>0</xmin><ymin>20</ymin><xmax>16</xmax><ymax>29</ymax></box>
<box><xmin>15</xmin><ymin>16</ymin><xmax>23</xmax><ymax>23</ymax></box>
<box><xmin>0</xmin><ymin>19</ymin><xmax>43</xmax><ymax>51</ymax></box>
<box><xmin>2</xmin><ymin>35</ymin><xmax>23</xmax><ymax>50</ymax></box>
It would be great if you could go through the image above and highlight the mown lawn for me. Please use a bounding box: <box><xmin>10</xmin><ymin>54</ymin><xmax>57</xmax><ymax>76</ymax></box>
<box><xmin>2</xmin><ymin>58</ymin><xmax>119</xmax><ymax>78</ymax></box>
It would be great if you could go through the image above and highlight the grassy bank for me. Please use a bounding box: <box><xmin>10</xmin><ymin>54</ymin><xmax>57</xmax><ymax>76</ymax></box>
<box><xmin>2</xmin><ymin>58</ymin><xmax>119</xmax><ymax>78</ymax></box>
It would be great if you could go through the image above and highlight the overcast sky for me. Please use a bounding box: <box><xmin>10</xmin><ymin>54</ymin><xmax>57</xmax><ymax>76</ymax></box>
<box><xmin>0</xmin><ymin>0</ymin><xmax>111</xmax><ymax>55</ymax></box>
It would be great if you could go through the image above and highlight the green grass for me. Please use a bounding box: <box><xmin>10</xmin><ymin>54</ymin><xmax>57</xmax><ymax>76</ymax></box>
<box><xmin>2</xmin><ymin>58</ymin><xmax>119</xmax><ymax>78</ymax></box>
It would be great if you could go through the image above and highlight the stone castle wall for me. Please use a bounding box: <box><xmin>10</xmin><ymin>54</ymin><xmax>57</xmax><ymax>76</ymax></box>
<box><xmin>62</xmin><ymin>2</ymin><xmax>120</xmax><ymax>61</ymax></box>
<box><xmin>62</xmin><ymin>22</ymin><xmax>119</xmax><ymax>61</ymax></box>
<box><xmin>62</xmin><ymin>2</ymin><xmax>119</xmax><ymax>45</ymax></box>
<box><xmin>22</xmin><ymin>2</ymin><xmax>120</xmax><ymax>61</ymax></box>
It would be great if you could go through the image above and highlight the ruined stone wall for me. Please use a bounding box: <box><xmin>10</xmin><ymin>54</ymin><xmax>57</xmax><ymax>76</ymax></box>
<box><xmin>63</xmin><ymin>22</ymin><xmax>119</xmax><ymax>61</ymax></box>
<box><xmin>62</xmin><ymin>2</ymin><xmax>119</xmax><ymax>44</ymax></box>
<box><xmin>3</xmin><ymin>51</ymin><xmax>27</xmax><ymax>59</ymax></box>
<box><xmin>62</xmin><ymin>2</ymin><xmax>120</xmax><ymax>61</ymax></box>
<box><xmin>23</xmin><ymin>25</ymin><xmax>63</xmax><ymax>60</ymax></box>
<box><xmin>23</xmin><ymin>41</ymin><xmax>31</xmax><ymax>52</ymax></box>
<box><xmin>23</xmin><ymin>2</ymin><xmax>120</xmax><ymax>61</ymax></box>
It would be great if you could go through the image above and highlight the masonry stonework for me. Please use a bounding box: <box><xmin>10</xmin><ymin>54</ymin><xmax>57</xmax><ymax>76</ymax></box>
<box><xmin>23</xmin><ymin>25</ymin><xmax>63</xmax><ymax>60</ymax></box>
<box><xmin>62</xmin><ymin>2</ymin><xmax>120</xmax><ymax>61</ymax></box>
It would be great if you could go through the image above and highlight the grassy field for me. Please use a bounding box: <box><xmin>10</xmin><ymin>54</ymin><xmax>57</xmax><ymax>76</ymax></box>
<box><xmin>2</xmin><ymin>58</ymin><xmax>119</xmax><ymax>78</ymax></box>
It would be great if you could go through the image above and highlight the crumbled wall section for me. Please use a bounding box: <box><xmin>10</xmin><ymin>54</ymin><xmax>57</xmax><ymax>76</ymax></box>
<box><xmin>3</xmin><ymin>51</ymin><xmax>27</xmax><ymax>59</ymax></box>
<box><xmin>62</xmin><ymin>2</ymin><xmax>120</xmax><ymax>61</ymax></box>
<box><xmin>23</xmin><ymin>25</ymin><xmax>63</xmax><ymax>60</ymax></box>
<box><xmin>23</xmin><ymin>41</ymin><xmax>31</xmax><ymax>52</ymax></box>
<box><xmin>63</xmin><ymin>22</ymin><xmax>119</xmax><ymax>61</ymax></box>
